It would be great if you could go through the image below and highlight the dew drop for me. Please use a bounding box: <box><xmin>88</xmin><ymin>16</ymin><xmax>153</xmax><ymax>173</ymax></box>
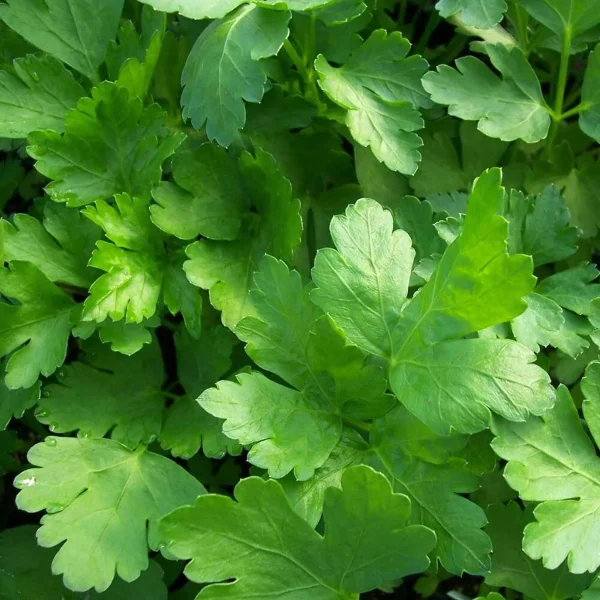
<box><xmin>48</xmin><ymin>425</ymin><xmax>57</xmax><ymax>432</ymax></box>
<box><xmin>47</xmin><ymin>502</ymin><xmax>66</xmax><ymax>514</ymax></box>
<box><xmin>42</xmin><ymin>390</ymin><xmax>51</xmax><ymax>398</ymax></box>
<box><xmin>20</xmin><ymin>476</ymin><xmax>36</xmax><ymax>487</ymax></box>
<box><xmin>45</xmin><ymin>436</ymin><xmax>57</xmax><ymax>446</ymax></box>
<box><xmin>30</xmin><ymin>71</ymin><xmax>40</xmax><ymax>82</ymax></box>
<box><xmin>36</xmin><ymin>409</ymin><xmax>50</xmax><ymax>418</ymax></box>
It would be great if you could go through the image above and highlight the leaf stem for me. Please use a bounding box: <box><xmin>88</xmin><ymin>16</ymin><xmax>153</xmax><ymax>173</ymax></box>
<box><xmin>559</xmin><ymin>102</ymin><xmax>591</xmax><ymax>120</ymax></box>
<box><xmin>283</xmin><ymin>39</ymin><xmax>308</xmax><ymax>79</ymax></box>
<box><xmin>545</xmin><ymin>29</ymin><xmax>571</xmax><ymax>156</ymax></box>
<box><xmin>415</xmin><ymin>10</ymin><xmax>442</xmax><ymax>56</ymax></box>
<box><xmin>162</xmin><ymin>390</ymin><xmax>188</xmax><ymax>402</ymax></box>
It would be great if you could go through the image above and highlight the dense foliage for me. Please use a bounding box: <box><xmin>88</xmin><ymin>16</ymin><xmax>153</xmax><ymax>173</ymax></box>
<box><xmin>1</xmin><ymin>0</ymin><xmax>600</xmax><ymax>599</ymax></box>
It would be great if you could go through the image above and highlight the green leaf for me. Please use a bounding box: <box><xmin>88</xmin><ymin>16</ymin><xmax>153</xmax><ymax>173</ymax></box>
<box><xmin>158</xmin><ymin>465</ymin><xmax>436</xmax><ymax>598</ymax></box>
<box><xmin>279</xmin><ymin>431</ymin><xmax>367</xmax><ymax>527</ymax></box>
<box><xmin>0</xmin><ymin>262</ymin><xmax>77</xmax><ymax>389</ymax></box>
<box><xmin>14</xmin><ymin>437</ymin><xmax>205</xmax><ymax>593</ymax></box>
<box><xmin>161</xmin><ymin>326</ymin><xmax>241</xmax><ymax>460</ymax></box>
<box><xmin>368</xmin><ymin>405</ymin><xmax>492</xmax><ymax>575</ymax></box>
<box><xmin>150</xmin><ymin>143</ymin><xmax>247</xmax><ymax>241</ymax></box>
<box><xmin>0</xmin><ymin>526</ymin><xmax>169</xmax><ymax>599</ymax></box>
<box><xmin>519</xmin><ymin>0</ymin><xmax>600</xmax><ymax>42</ymax></box>
<box><xmin>536</xmin><ymin>263</ymin><xmax>600</xmax><ymax>316</ymax></box>
<box><xmin>581</xmin><ymin>45</ymin><xmax>600</xmax><ymax>143</ymax></box>
<box><xmin>422</xmin><ymin>44</ymin><xmax>551</xmax><ymax>143</ymax></box>
<box><xmin>311</xmin><ymin>198</ymin><xmax>415</xmax><ymax>359</ymax></box>
<box><xmin>504</xmin><ymin>185</ymin><xmax>579</xmax><ymax>267</ymax></box>
<box><xmin>2</xmin><ymin>202</ymin><xmax>102</xmax><ymax>288</ymax></box>
<box><xmin>0</xmin><ymin>375</ymin><xmax>40</xmax><ymax>430</ymax></box>
<box><xmin>181</xmin><ymin>5</ymin><xmax>291</xmax><ymax>147</ymax></box>
<box><xmin>38</xmin><ymin>338</ymin><xmax>165</xmax><ymax>448</ymax></box>
<box><xmin>184</xmin><ymin>149</ymin><xmax>302</xmax><ymax>329</ymax></box>
<box><xmin>409</xmin><ymin>121</ymin><xmax>509</xmax><ymax>198</ymax></box>
<box><xmin>394</xmin><ymin>196</ymin><xmax>445</xmax><ymax>262</ymax></box>
<box><xmin>97</xmin><ymin>316</ymin><xmax>159</xmax><ymax>356</ymax></box>
<box><xmin>316</xmin><ymin>30</ymin><xmax>429</xmax><ymax>175</ymax></box>
<box><xmin>395</xmin><ymin>169</ymin><xmax>535</xmax><ymax>353</ymax></box>
<box><xmin>200</xmin><ymin>371</ymin><xmax>341</xmax><ymax>481</ymax></box>
<box><xmin>485</xmin><ymin>503</ymin><xmax>595</xmax><ymax>600</ymax></box>
<box><xmin>392</xmin><ymin>338</ymin><xmax>554</xmax><ymax>435</ymax></box>
<box><xmin>82</xmin><ymin>194</ymin><xmax>195</xmax><ymax>325</ymax></box>
<box><xmin>28</xmin><ymin>83</ymin><xmax>184</xmax><ymax>207</ymax></box>
<box><xmin>0</xmin><ymin>0</ymin><xmax>124</xmax><ymax>80</ymax></box>
<box><xmin>202</xmin><ymin>256</ymin><xmax>390</xmax><ymax>478</ymax></box>
<box><xmin>135</xmin><ymin>0</ymin><xmax>244</xmax><ymax>19</ymax></box>
<box><xmin>493</xmin><ymin>383</ymin><xmax>600</xmax><ymax>573</ymax></box>
<box><xmin>511</xmin><ymin>293</ymin><xmax>565</xmax><ymax>353</ymax></box>
<box><xmin>0</xmin><ymin>55</ymin><xmax>84</xmax><ymax>138</ymax></box>
<box><xmin>435</xmin><ymin>0</ymin><xmax>508</xmax><ymax>28</ymax></box>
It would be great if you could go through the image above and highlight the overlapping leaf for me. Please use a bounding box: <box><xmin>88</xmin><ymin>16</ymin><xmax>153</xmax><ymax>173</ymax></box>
<box><xmin>493</xmin><ymin>370</ymin><xmax>600</xmax><ymax>574</ymax></box>
<box><xmin>200</xmin><ymin>255</ymin><xmax>391</xmax><ymax>479</ymax></box>
<box><xmin>0</xmin><ymin>0</ymin><xmax>124</xmax><ymax>80</ymax></box>
<box><xmin>312</xmin><ymin>169</ymin><xmax>553</xmax><ymax>434</ymax></box>
<box><xmin>28</xmin><ymin>83</ymin><xmax>184</xmax><ymax>207</ymax></box>
<box><xmin>158</xmin><ymin>465</ymin><xmax>436</xmax><ymax>598</ymax></box>
<box><xmin>184</xmin><ymin>149</ymin><xmax>302</xmax><ymax>329</ymax></box>
<box><xmin>37</xmin><ymin>338</ymin><xmax>165</xmax><ymax>448</ymax></box>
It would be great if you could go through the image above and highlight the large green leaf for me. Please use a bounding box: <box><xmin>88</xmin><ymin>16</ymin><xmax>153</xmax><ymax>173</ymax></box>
<box><xmin>158</xmin><ymin>465</ymin><xmax>436</xmax><ymax>598</ymax></box>
<box><xmin>422</xmin><ymin>44</ymin><xmax>551</xmax><ymax>143</ymax></box>
<box><xmin>181</xmin><ymin>5</ymin><xmax>290</xmax><ymax>147</ymax></box>
<box><xmin>0</xmin><ymin>0</ymin><xmax>124</xmax><ymax>80</ymax></box>
<box><xmin>311</xmin><ymin>198</ymin><xmax>414</xmax><ymax>359</ymax></box>
<box><xmin>14</xmin><ymin>437</ymin><xmax>205</xmax><ymax>593</ymax></box>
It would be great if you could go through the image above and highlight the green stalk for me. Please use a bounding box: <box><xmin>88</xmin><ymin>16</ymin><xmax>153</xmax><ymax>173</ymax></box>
<box><xmin>544</xmin><ymin>29</ymin><xmax>572</xmax><ymax>155</ymax></box>
<box><xmin>283</xmin><ymin>39</ymin><xmax>308</xmax><ymax>80</ymax></box>
<box><xmin>415</xmin><ymin>10</ymin><xmax>442</xmax><ymax>56</ymax></box>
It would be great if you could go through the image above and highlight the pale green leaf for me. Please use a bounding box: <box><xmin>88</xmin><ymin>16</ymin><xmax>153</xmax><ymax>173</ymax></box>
<box><xmin>435</xmin><ymin>0</ymin><xmax>508</xmax><ymax>28</ymax></box>
<box><xmin>485</xmin><ymin>503</ymin><xmax>595</xmax><ymax>600</ymax></box>
<box><xmin>316</xmin><ymin>30</ymin><xmax>429</xmax><ymax>174</ymax></box>
<box><xmin>493</xmin><ymin>385</ymin><xmax>600</xmax><ymax>573</ymax></box>
<box><xmin>14</xmin><ymin>437</ymin><xmax>205</xmax><ymax>593</ymax></box>
<box><xmin>422</xmin><ymin>44</ymin><xmax>551</xmax><ymax>143</ymax></box>
<box><xmin>311</xmin><ymin>198</ymin><xmax>415</xmax><ymax>359</ymax></box>
<box><xmin>391</xmin><ymin>338</ymin><xmax>554</xmax><ymax>435</ymax></box>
